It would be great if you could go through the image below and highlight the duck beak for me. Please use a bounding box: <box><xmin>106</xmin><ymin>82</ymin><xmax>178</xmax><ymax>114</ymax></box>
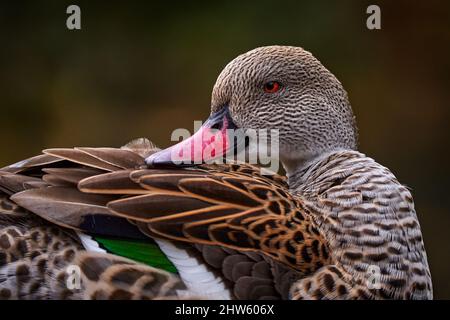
<box><xmin>145</xmin><ymin>106</ymin><xmax>238</xmax><ymax>166</ymax></box>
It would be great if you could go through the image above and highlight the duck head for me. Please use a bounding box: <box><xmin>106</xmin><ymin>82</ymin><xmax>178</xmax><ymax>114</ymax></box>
<box><xmin>146</xmin><ymin>46</ymin><xmax>358</xmax><ymax>175</ymax></box>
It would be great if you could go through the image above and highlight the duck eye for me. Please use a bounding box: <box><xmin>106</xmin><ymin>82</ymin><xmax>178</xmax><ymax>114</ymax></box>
<box><xmin>263</xmin><ymin>81</ymin><xmax>281</xmax><ymax>93</ymax></box>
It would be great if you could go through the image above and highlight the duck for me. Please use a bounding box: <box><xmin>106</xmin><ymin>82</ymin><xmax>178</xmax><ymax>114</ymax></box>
<box><xmin>0</xmin><ymin>46</ymin><xmax>432</xmax><ymax>300</ymax></box>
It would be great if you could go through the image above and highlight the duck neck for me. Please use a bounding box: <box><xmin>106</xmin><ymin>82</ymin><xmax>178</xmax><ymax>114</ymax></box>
<box><xmin>283</xmin><ymin>148</ymin><xmax>350</xmax><ymax>190</ymax></box>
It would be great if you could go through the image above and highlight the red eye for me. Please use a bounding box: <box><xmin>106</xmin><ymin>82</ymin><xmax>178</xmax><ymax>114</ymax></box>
<box><xmin>263</xmin><ymin>81</ymin><xmax>281</xmax><ymax>93</ymax></box>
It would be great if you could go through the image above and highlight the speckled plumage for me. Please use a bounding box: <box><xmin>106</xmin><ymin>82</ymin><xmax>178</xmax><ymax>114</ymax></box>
<box><xmin>288</xmin><ymin>150</ymin><xmax>432</xmax><ymax>299</ymax></box>
<box><xmin>0</xmin><ymin>46</ymin><xmax>432</xmax><ymax>299</ymax></box>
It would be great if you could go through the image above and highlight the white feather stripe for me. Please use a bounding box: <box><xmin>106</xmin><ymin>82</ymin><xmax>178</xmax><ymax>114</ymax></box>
<box><xmin>77</xmin><ymin>232</ymin><xmax>107</xmax><ymax>253</ymax></box>
<box><xmin>162</xmin><ymin>257</ymin><xmax>204</xmax><ymax>267</ymax></box>
<box><xmin>154</xmin><ymin>239</ymin><xmax>232</xmax><ymax>300</ymax></box>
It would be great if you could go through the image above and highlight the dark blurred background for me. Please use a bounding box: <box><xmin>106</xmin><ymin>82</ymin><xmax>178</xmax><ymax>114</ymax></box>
<box><xmin>0</xmin><ymin>1</ymin><xmax>449</xmax><ymax>298</ymax></box>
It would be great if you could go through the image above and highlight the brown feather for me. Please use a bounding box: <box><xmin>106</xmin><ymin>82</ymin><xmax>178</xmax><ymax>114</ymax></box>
<box><xmin>148</xmin><ymin>206</ymin><xmax>242</xmax><ymax>241</ymax></box>
<box><xmin>43</xmin><ymin>167</ymin><xmax>103</xmax><ymax>186</ymax></box>
<box><xmin>138</xmin><ymin>173</ymin><xmax>209</xmax><ymax>192</ymax></box>
<box><xmin>43</xmin><ymin>148</ymin><xmax>122</xmax><ymax>171</ymax></box>
<box><xmin>79</xmin><ymin>170</ymin><xmax>147</xmax><ymax>195</ymax></box>
<box><xmin>107</xmin><ymin>193</ymin><xmax>213</xmax><ymax>221</ymax></box>
<box><xmin>177</xmin><ymin>177</ymin><xmax>262</xmax><ymax>208</ymax></box>
<box><xmin>11</xmin><ymin>187</ymin><xmax>114</xmax><ymax>230</ymax></box>
<box><xmin>75</xmin><ymin>147</ymin><xmax>145</xmax><ymax>169</ymax></box>
<box><xmin>0</xmin><ymin>173</ymin><xmax>48</xmax><ymax>195</ymax></box>
<box><xmin>0</xmin><ymin>153</ymin><xmax>62</xmax><ymax>174</ymax></box>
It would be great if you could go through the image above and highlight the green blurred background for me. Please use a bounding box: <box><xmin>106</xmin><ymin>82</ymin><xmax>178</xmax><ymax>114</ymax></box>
<box><xmin>1</xmin><ymin>1</ymin><xmax>449</xmax><ymax>298</ymax></box>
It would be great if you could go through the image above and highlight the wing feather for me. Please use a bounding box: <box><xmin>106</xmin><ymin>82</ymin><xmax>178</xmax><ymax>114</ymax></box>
<box><xmin>0</xmin><ymin>173</ymin><xmax>50</xmax><ymax>194</ymax></box>
<box><xmin>10</xmin><ymin>187</ymin><xmax>114</xmax><ymax>229</ymax></box>
<box><xmin>1</xmin><ymin>138</ymin><xmax>160</xmax><ymax>239</ymax></box>
<box><xmin>1</xmin><ymin>140</ymin><xmax>330</xmax><ymax>274</ymax></box>
<box><xmin>1</xmin><ymin>153</ymin><xmax>63</xmax><ymax>174</ymax></box>
<box><xmin>43</xmin><ymin>167</ymin><xmax>103</xmax><ymax>185</ymax></box>
<box><xmin>43</xmin><ymin>148</ymin><xmax>123</xmax><ymax>171</ymax></box>
<box><xmin>108</xmin><ymin>193</ymin><xmax>214</xmax><ymax>221</ymax></box>
<box><xmin>79</xmin><ymin>170</ymin><xmax>148</xmax><ymax>195</ymax></box>
<box><xmin>78</xmin><ymin>164</ymin><xmax>331</xmax><ymax>272</ymax></box>
<box><xmin>75</xmin><ymin>147</ymin><xmax>145</xmax><ymax>169</ymax></box>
